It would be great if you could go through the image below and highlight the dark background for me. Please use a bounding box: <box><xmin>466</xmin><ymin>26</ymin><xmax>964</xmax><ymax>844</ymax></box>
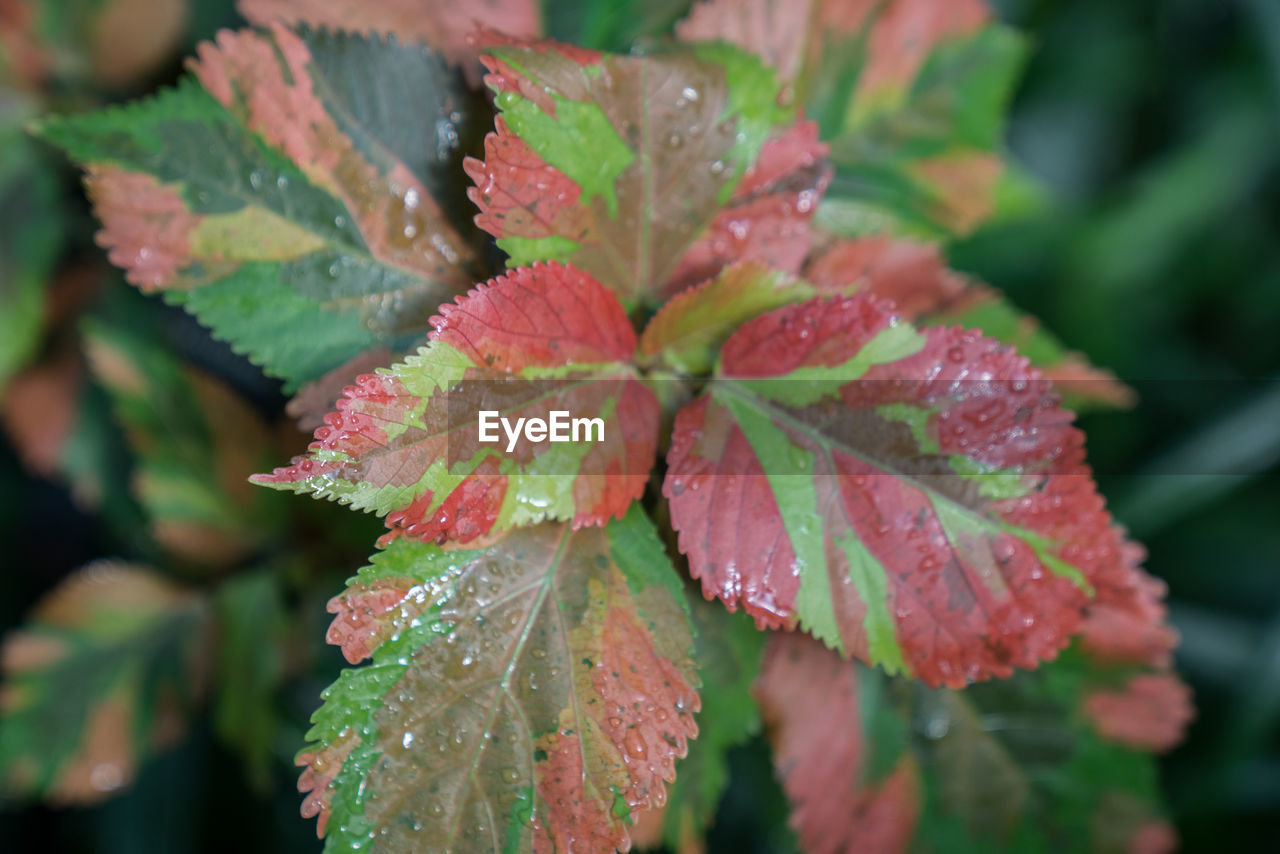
<box><xmin>2</xmin><ymin>0</ymin><xmax>1278</xmax><ymax>851</ymax></box>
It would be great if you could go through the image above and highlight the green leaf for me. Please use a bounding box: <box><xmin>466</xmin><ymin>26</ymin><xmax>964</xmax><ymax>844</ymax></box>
<box><xmin>82</xmin><ymin>316</ymin><xmax>282</xmax><ymax>566</ymax></box>
<box><xmin>35</xmin><ymin>25</ymin><xmax>486</xmax><ymax>390</ymax></box>
<box><xmin>297</xmin><ymin>508</ymin><xmax>699</xmax><ymax>853</ymax></box>
<box><xmin>0</xmin><ymin>125</ymin><xmax>63</xmax><ymax>393</ymax></box>
<box><xmin>212</xmin><ymin>568</ymin><xmax>287</xmax><ymax>789</ymax></box>
<box><xmin>0</xmin><ymin>563</ymin><xmax>208</xmax><ymax>804</ymax></box>
<box><xmin>661</xmin><ymin>598</ymin><xmax>765</xmax><ymax>849</ymax></box>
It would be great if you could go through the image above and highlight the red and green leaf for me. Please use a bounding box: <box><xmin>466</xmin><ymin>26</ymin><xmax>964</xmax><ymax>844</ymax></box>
<box><xmin>239</xmin><ymin>0</ymin><xmax>542</xmax><ymax>75</ymax></box>
<box><xmin>254</xmin><ymin>262</ymin><xmax>658</xmax><ymax>546</ymax></box>
<box><xmin>83</xmin><ymin>318</ymin><xmax>282</xmax><ymax>566</ymax></box>
<box><xmin>0</xmin><ymin>0</ymin><xmax>187</xmax><ymax>91</ymax></box>
<box><xmin>665</xmin><ymin>292</ymin><xmax>1133</xmax><ymax>687</ymax></box>
<box><xmin>678</xmin><ymin>0</ymin><xmax>1027</xmax><ymax>240</ymax></box>
<box><xmin>464</xmin><ymin>36</ymin><xmax>798</xmax><ymax>308</ymax></box>
<box><xmin>36</xmin><ymin>24</ymin><xmax>488</xmax><ymax>390</ymax></box>
<box><xmin>297</xmin><ymin>509</ymin><xmax>699</xmax><ymax>852</ymax></box>
<box><xmin>756</xmin><ymin>631</ymin><xmax>1182</xmax><ymax>854</ymax></box>
<box><xmin>640</xmin><ymin>262</ymin><xmax>830</xmax><ymax>376</ymax></box>
<box><xmin>755</xmin><ymin>632</ymin><xmax>921</xmax><ymax>854</ymax></box>
<box><xmin>805</xmin><ymin>237</ymin><xmax>1135</xmax><ymax>410</ymax></box>
<box><xmin>663</xmin><ymin>120</ymin><xmax>832</xmax><ymax>297</ymax></box>
<box><xmin>0</xmin><ymin>563</ymin><xmax>208</xmax><ymax>803</ymax></box>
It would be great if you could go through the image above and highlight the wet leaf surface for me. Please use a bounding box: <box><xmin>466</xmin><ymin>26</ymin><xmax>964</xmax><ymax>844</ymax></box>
<box><xmin>298</xmin><ymin>509</ymin><xmax>698</xmax><ymax>852</ymax></box>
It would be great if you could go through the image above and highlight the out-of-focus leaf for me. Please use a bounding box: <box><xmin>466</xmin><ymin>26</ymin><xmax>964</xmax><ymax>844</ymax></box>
<box><xmin>665</xmin><ymin>292</ymin><xmax>1134</xmax><ymax>687</ymax></box>
<box><xmin>0</xmin><ymin>0</ymin><xmax>187</xmax><ymax>91</ymax></box>
<box><xmin>297</xmin><ymin>508</ymin><xmax>699</xmax><ymax>852</ymax></box>
<box><xmin>677</xmin><ymin>0</ymin><xmax>1026</xmax><ymax>240</ymax></box>
<box><xmin>82</xmin><ymin>318</ymin><xmax>280</xmax><ymax>566</ymax></box>
<box><xmin>212</xmin><ymin>568</ymin><xmax>287</xmax><ymax>789</ymax></box>
<box><xmin>543</xmin><ymin>0</ymin><xmax>693</xmax><ymax>53</ymax></box>
<box><xmin>0</xmin><ymin>346</ymin><xmax>82</xmax><ymax>479</ymax></box>
<box><xmin>804</xmin><ymin>237</ymin><xmax>1135</xmax><ymax>410</ymax></box>
<box><xmin>756</xmin><ymin>630</ymin><xmax>1183</xmax><ymax>854</ymax></box>
<box><xmin>658</xmin><ymin>598</ymin><xmax>766</xmax><ymax>849</ymax></box>
<box><xmin>0</xmin><ymin>126</ymin><xmax>63</xmax><ymax>393</ymax></box>
<box><xmin>254</xmin><ymin>262</ymin><xmax>658</xmax><ymax>547</ymax></box>
<box><xmin>755</xmin><ymin>632</ymin><xmax>920</xmax><ymax>854</ymax></box>
<box><xmin>36</xmin><ymin>24</ymin><xmax>487</xmax><ymax>390</ymax></box>
<box><xmin>464</xmin><ymin>36</ymin><xmax>796</xmax><ymax>308</ymax></box>
<box><xmin>239</xmin><ymin>0</ymin><xmax>541</xmax><ymax>76</ymax></box>
<box><xmin>0</xmin><ymin>562</ymin><xmax>208</xmax><ymax>804</ymax></box>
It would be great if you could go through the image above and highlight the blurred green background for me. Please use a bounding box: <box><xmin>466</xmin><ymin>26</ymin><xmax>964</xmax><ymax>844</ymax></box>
<box><xmin>1</xmin><ymin>0</ymin><xmax>1277</xmax><ymax>851</ymax></box>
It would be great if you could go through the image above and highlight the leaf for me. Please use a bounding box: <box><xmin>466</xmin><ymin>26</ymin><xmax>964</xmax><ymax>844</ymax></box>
<box><xmin>815</xmin><ymin>1</ymin><xmax>1027</xmax><ymax>239</ymax></box>
<box><xmin>83</xmin><ymin>317</ymin><xmax>281</xmax><ymax>566</ymax></box>
<box><xmin>1081</xmin><ymin>674</ymin><xmax>1194</xmax><ymax>755</ymax></box>
<box><xmin>658</xmin><ymin>599</ymin><xmax>766</xmax><ymax>849</ymax></box>
<box><xmin>0</xmin><ymin>127</ymin><xmax>63</xmax><ymax>392</ymax></box>
<box><xmin>239</xmin><ymin>0</ymin><xmax>542</xmax><ymax>76</ymax></box>
<box><xmin>0</xmin><ymin>346</ymin><xmax>83</xmax><ymax>480</ymax></box>
<box><xmin>664</xmin><ymin>120</ymin><xmax>832</xmax><ymax>298</ymax></box>
<box><xmin>677</xmin><ymin>0</ymin><xmax>1026</xmax><ymax>239</ymax></box>
<box><xmin>640</xmin><ymin>262</ymin><xmax>825</xmax><ymax>375</ymax></box>
<box><xmin>0</xmin><ymin>0</ymin><xmax>187</xmax><ymax>91</ymax></box>
<box><xmin>253</xmin><ymin>262</ymin><xmax>659</xmax><ymax>547</ymax></box>
<box><xmin>36</xmin><ymin>24</ymin><xmax>486</xmax><ymax>390</ymax></box>
<box><xmin>804</xmin><ymin>237</ymin><xmax>1135</xmax><ymax>410</ymax></box>
<box><xmin>464</xmin><ymin>36</ymin><xmax>793</xmax><ymax>308</ymax></box>
<box><xmin>297</xmin><ymin>509</ymin><xmax>699</xmax><ymax>852</ymax></box>
<box><xmin>1076</xmin><ymin>560</ymin><xmax>1192</xmax><ymax>754</ymax></box>
<box><xmin>755</xmin><ymin>632</ymin><xmax>1182</xmax><ymax>854</ymax></box>
<box><xmin>212</xmin><ymin>568</ymin><xmax>288</xmax><ymax>789</ymax></box>
<box><xmin>543</xmin><ymin>0</ymin><xmax>693</xmax><ymax>53</ymax></box>
<box><xmin>665</xmin><ymin>292</ymin><xmax>1134</xmax><ymax>687</ymax></box>
<box><xmin>755</xmin><ymin>632</ymin><xmax>921</xmax><ymax>854</ymax></box>
<box><xmin>0</xmin><ymin>562</ymin><xmax>208</xmax><ymax>804</ymax></box>
<box><xmin>286</xmin><ymin>346</ymin><xmax>396</xmax><ymax>432</ymax></box>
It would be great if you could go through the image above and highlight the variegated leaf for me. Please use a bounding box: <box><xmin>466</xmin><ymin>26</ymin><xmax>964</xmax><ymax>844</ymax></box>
<box><xmin>666</xmin><ymin>293</ymin><xmax>1133</xmax><ymax>687</ymax></box>
<box><xmin>254</xmin><ymin>263</ymin><xmax>658</xmax><ymax>546</ymax></box>
<box><xmin>297</xmin><ymin>510</ymin><xmax>699</xmax><ymax>853</ymax></box>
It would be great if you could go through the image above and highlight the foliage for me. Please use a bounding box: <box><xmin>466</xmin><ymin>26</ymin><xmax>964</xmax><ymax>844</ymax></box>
<box><xmin>2</xmin><ymin>0</ymin><xmax>1230</xmax><ymax>852</ymax></box>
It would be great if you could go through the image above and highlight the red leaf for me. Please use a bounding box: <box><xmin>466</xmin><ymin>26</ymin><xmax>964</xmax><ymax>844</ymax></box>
<box><xmin>1083</xmin><ymin>673</ymin><xmax>1194</xmax><ymax>754</ymax></box>
<box><xmin>755</xmin><ymin>632</ymin><xmax>920</xmax><ymax>854</ymax></box>
<box><xmin>666</xmin><ymin>293</ymin><xmax>1133</xmax><ymax>686</ymax></box>
<box><xmin>804</xmin><ymin>237</ymin><xmax>1136</xmax><ymax>410</ymax></box>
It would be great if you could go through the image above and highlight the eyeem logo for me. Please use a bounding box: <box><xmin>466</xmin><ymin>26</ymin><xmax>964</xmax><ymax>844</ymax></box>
<box><xmin>478</xmin><ymin>410</ymin><xmax>605</xmax><ymax>453</ymax></box>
